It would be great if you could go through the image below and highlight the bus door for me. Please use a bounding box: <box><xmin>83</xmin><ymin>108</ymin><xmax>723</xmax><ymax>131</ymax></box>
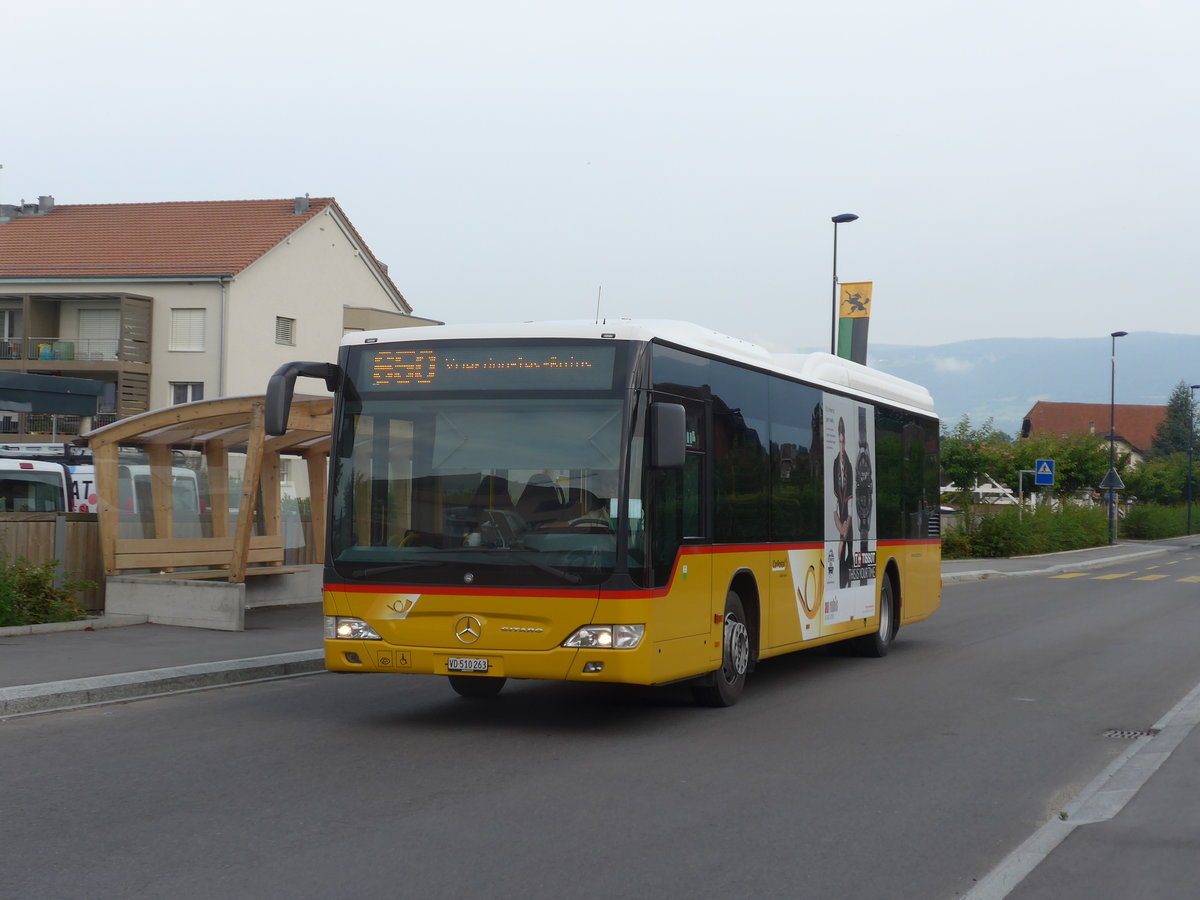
<box><xmin>647</xmin><ymin>394</ymin><xmax>710</xmax><ymax>641</ymax></box>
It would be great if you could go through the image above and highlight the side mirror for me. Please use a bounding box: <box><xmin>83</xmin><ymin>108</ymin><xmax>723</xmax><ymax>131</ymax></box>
<box><xmin>265</xmin><ymin>361</ymin><xmax>342</xmax><ymax>435</ymax></box>
<box><xmin>650</xmin><ymin>402</ymin><xmax>686</xmax><ymax>469</ymax></box>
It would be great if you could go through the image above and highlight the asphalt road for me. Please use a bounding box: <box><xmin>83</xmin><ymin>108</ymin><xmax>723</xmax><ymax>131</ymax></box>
<box><xmin>4</xmin><ymin>550</ymin><xmax>1200</xmax><ymax>900</ymax></box>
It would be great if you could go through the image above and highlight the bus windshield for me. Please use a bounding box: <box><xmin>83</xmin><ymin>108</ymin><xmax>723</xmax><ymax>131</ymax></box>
<box><xmin>330</xmin><ymin>393</ymin><xmax>630</xmax><ymax>587</ymax></box>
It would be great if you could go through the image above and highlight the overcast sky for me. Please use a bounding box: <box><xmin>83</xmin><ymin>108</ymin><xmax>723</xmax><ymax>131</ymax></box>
<box><xmin>6</xmin><ymin>0</ymin><xmax>1196</xmax><ymax>351</ymax></box>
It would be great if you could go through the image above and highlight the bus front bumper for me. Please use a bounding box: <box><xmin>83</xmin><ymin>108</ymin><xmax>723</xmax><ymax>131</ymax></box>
<box><xmin>324</xmin><ymin>639</ymin><xmax>657</xmax><ymax>685</ymax></box>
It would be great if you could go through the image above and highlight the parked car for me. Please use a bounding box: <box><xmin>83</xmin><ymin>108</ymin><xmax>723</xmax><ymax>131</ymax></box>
<box><xmin>69</xmin><ymin>464</ymin><xmax>201</xmax><ymax>517</ymax></box>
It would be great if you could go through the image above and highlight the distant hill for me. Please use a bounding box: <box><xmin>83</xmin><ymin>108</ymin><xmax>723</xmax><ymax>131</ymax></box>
<box><xmin>786</xmin><ymin>333</ymin><xmax>1200</xmax><ymax>437</ymax></box>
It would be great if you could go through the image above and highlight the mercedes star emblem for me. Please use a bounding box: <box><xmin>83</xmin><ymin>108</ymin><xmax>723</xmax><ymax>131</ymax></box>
<box><xmin>454</xmin><ymin>615</ymin><xmax>482</xmax><ymax>644</ymax></box>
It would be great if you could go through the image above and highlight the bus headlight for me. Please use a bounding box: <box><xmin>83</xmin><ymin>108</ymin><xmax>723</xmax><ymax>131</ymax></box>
<box><xmin>562</xmin><ymin>624</ymin><xmax>644</xmax><ymax>649</ymax></box>
<box><xmin>324</xmin><ymin>616</ymin><xmax>382</xmax><ymax>640</ymax></box>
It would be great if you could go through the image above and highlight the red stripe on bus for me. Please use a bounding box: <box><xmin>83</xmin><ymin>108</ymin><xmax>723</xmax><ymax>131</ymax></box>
<box><xmin>326</xmin><ymin>583</ymin><xmax>597</xmax><ymax>598</ymax></box>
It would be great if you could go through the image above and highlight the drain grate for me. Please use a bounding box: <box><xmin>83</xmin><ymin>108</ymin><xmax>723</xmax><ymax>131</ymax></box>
<box><xmin>1103</xmin><ymin>728</ymin><xmax>1160</xmax><ymax>740</ymax></box>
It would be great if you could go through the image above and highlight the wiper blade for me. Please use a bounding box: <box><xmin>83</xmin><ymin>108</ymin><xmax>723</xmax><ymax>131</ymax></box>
<box><xmin>351</xmin><ymin>553</ymin><xmax>584</xmax><ymax>586</ymax></box>
<box><xmin>355</xmin><ymin>562</ymin><xmax>428</xmax><ymax>578</ymax></box>
<box><xmin>507</xmin><ymin>552</ymin><xmax>582</xmax><ymax>585</ymax></box>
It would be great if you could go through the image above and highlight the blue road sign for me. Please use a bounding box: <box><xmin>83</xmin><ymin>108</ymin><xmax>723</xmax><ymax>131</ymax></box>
<box><xmin>1035</xmin><ymin>459</ymin><xmax>1055</xmax><ymax>486</ymax></box>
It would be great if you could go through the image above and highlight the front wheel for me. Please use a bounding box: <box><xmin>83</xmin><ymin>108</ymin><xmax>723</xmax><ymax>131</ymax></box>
<box><xmin>448</xmin><ymin>675</ymin><xmax>506</xmax><ymax>698</ymax></box>
<box><xmin>692</xmin><ymin>591</ymin><xmax>751</xmax><ymax>707</ymax></box>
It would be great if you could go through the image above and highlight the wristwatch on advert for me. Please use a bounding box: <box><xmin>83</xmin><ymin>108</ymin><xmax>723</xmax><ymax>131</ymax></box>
<box><xmin>855</xmin><ymin>406</ymin><xmax>873</xmax><ymax>533</ymax></box>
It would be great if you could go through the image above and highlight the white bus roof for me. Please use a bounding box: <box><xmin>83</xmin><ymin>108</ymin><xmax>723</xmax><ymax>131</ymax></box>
<box><xmin>341</xmin><ymin>318</ymin><xmax>936</xmax><ymax>418</ymax></box>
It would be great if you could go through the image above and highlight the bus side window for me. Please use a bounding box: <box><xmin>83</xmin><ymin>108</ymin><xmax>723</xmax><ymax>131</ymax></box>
<box><xmin>681</xmin><ymin>454</ymin><xmax>702</xmax><ymax>539</ymax></box>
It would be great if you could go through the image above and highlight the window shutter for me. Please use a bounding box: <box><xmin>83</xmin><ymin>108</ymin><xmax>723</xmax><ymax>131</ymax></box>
<box><xmin>79</xmin><ymin>308</ymin><xmax>121</xmax><ymax>359</ymax></box>
<box><xmin>170</xmin><ymin>309</ymin><xmax>206</xmax><ymax>351</ymax></box>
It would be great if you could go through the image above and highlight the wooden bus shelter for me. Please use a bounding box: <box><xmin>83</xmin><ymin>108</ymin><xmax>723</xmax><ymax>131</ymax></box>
<box><xmin>82</xmin><ymin>394</ymin><xmax>331</xmax><ymax>583</ymax></box>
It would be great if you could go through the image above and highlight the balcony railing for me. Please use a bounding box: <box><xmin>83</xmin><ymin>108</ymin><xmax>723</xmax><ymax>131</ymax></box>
<box><xmin>7</xmin><ymin>337</ymin><xmax>121</xmax><ymax>361</ymax></box>
<box><xmin>2</xmin><ymin>337</ymin><xmax>119</xmax><ymax>361</ymax></box>
<box><xmin>1</xmin><ymin>412</ymin><xmax>120</xmax><ymax>437</ymax></box>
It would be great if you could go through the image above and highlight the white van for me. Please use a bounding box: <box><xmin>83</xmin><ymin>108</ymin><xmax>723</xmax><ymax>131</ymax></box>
<box><xmin>0</xmin><ymin>459</ymin><xmax>73</xmax><ymax>512</ymax></box>
<box><xmin>69</xmin><ymin>464</ymin><xmax>202</xmax><ymax>517</ymax></box>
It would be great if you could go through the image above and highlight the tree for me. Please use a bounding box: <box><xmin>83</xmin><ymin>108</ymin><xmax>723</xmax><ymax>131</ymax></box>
<box><xmin>1123</xmin><ymin>453</ymin><xmax>1190</xmax><ymax>505</ymax></box>
<box><xmin>1150</xmin><ymin>381</ymin><xmax>1200</xmax><ymax>458</ymax></box>
<box><xmin>940</xmin><ymin>416</ymin><xmax>1011</xmax><ymax>507</ymax></box>
<box><xmin>1005</xmin><ymin>431</ymin><xmax>1115</xmax><ymax>501</ymax></box>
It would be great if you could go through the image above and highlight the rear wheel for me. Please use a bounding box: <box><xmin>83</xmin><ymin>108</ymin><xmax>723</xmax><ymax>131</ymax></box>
<box><xmin>448</xmin><ymin>675</ymin><xmax>506</xmax><ymax>698</ymax></box>
<box><xmin>854</xmin><ymin>576</ymin><xmax>895</xmax><ymax>658</ymax></box>
<box><xmin>692</xmin><ymin>591</ymin><xmax>751</xmax><ymax>707</ymax></box>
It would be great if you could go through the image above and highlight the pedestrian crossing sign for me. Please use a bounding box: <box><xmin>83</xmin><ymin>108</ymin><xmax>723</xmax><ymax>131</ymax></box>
<box><xmin>1035</xmin><ymin>459</ymin><xmax>1055</xmax><ymax>486</ymax></box>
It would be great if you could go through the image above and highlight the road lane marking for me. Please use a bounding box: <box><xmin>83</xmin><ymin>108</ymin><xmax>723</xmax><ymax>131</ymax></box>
<box><xmin>1050</xmin><ymin>573</ymin><xmax>1088</xmax><ymax>579</ymax></box>
<box><xmin>1178</xmin><ymin>576</ymin><xmax>1200</xmax><ymax>583</ymax></box>
<box><xmin>1093</xmin><ymin>572</ymin><xmax>1134</xmax><ymax>580</ymax></box>
<box><xmin>1134</xmin><ymin>575</ymin><xmax>1169</xmax><ymax>581</ymax></box>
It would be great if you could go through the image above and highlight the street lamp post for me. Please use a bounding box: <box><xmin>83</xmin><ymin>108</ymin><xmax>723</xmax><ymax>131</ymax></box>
<box><xmin>1107</xmin><ymin>330</ymin><xmax>1128</xmax><ymax>545</ymax></box>
<box><xmin>1188</xmin><ymin>384</ymin><xmax>1200</xmax><ymax>535</ymax></box>
<box><xmin>830</xmin><ymin>213</ymin><xmax>859</xmax><ymax>354</ymax></box>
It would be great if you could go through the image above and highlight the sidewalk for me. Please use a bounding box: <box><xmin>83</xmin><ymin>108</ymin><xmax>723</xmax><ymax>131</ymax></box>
<box><xmin>4</xmin><ymin>540</ymin><xmax>1200</xmax><ymax>900</ymax></box>
<box><xmin>940</xmin><ymin>537</ymin><xmax>1192</xmax><ymax>584</ymax></box>
<box><xmin>0</xmin><ymin>603</ymin><xmax>324</xmax><ymax>717</ymax></box>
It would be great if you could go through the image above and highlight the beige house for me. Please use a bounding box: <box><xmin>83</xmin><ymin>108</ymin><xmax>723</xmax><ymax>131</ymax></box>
<box><xmin>0</xmin><ymin>195</ymin><xmax>438</xmax><ymax>437</ymax></box>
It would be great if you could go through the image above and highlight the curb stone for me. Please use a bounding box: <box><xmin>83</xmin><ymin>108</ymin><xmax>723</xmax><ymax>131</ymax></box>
<box><xmin>942</xmin><ymin>547</ymin><xmax>1171</xmax><ymax>585</ymax></box>
<box><xmin>0</xmin><ymin>614</ymin><xmax>149</xmax><ymax>638</ymax></box>
<box><xmin>0</xmin><ymin>650</ymin><xmax>325</xmax><ymax>718</ymax></box>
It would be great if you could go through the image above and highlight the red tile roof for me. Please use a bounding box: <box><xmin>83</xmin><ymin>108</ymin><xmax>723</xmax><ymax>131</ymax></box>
<box><xmin>0</xmin><ymin>197</ymin><xmax>358</xmax><ymax>278</ymax></box>
<box><xmin>1021</xmin><ymin>401</ymin><xmax>1165</xmax><ymax>453</ymax></box>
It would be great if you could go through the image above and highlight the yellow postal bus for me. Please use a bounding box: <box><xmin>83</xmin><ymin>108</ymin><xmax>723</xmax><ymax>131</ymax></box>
<box><xmin>267</xmin><ymin>320</ymin><xmax>940</xmax><ymax>706</ymax></box>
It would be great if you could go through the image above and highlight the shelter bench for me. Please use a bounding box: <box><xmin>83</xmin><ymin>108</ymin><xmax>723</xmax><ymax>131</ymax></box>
<box><xmin>110</xmin><ymin>536</ymin><xmax>297</xmax><ymax>582</ymax></box>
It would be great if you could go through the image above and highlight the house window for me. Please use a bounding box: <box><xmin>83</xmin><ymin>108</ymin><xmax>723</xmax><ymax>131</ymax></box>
<box><xmin>100</xmin><ymin>382</ymin><xmax>118</xmax><ymax>414</ymax></box>
<box><xmin>0</xmin><ymin>309</ymin><xmax>20</xmax><ymax>360</ymax></box>
<box><xmin>275</xmin><ymin>316</ymin><xmax>296</xmax><ymax>345</ymax></box>
<box><xmin>170</xmin><ymin>308</ymin><xmax>206</xmax><ymax>351</ymax></box>
<box><xmin>171</xmin><ymin>382</ymin><xmax>204</xmax><ymax>405</ymax></box>
<box><xmin>0</xmin><ymin>308</ymin><xmax>18</xmax><ymax>338</ymax></box>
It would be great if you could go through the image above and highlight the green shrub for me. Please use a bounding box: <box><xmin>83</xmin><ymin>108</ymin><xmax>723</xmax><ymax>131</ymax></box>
<box><xmin>0</xmin><ymin>557</ymin><xmax>95</xmax><ymax>628</ymax></box>
<box><xmin>944</xmin><ymin>501</ymin><xmax>1194</xmax><ymax>560</ymax></box>
<box><xmin>941</xmin><ymin>526</ymin><xmax>974</xmax><ymax>559</ymax></box>
<box><xmin>972</xmin><ymin>510</ymin><xmax>1025</xmax><ymax>558</ymax></box>
<box><xmin>943</xmin><ymin>505</ymin><xmax>1109</xmax><ymax>559</ymax></box>
<box><xmin>1123</xmin><ymin>504</ymin><xmax>1189</xmax><ymax>540</ymax></box>
<box><xmin>1026</xmin><ymin>505</ymin><xmax>1108</xmax><ymax>552</ymax></box>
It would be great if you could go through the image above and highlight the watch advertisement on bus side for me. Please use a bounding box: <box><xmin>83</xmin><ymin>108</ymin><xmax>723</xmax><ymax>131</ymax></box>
<box><xmin>822</xmin><ymin>393</ymin><xmax>876</xmax><ymax>627</ymax></box>
<box><xmin>782</xmin><ymin>393</ymin><xmax>877</xmax><ymax>641</ymax></box>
